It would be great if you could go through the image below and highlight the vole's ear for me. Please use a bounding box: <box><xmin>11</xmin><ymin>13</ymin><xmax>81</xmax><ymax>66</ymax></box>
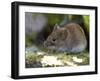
<box><xmin>53</xmin><ymin>24</ymin><xmax>60</xmax><ymax>31</ymax></box>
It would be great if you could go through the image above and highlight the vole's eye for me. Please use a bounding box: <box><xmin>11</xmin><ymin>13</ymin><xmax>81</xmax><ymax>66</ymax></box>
<box><xmin>52</xmin><ymin>39</ymin><xmax>56</xmax><ymax>41</ymax></box>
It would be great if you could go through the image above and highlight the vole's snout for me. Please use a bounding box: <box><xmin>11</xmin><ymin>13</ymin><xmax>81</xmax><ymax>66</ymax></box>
<box><xmin>44</xmin><ymin>41</ymin><xmax>55</xmax><ymax>47</ymax></box>
<box><xmin>44</xmin><ymin>41</ymin><xmax>50</xmax><ymax>47</ymax></box>
<box><xmin>43</xmin><ymin>41</ymin><xmax>47</xmax><ymax>47</ymax></box>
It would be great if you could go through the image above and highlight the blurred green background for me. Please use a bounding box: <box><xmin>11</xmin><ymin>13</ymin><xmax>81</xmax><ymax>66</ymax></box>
<box><xmin>25</xmin><ymin>13</ymin><xmax>89</xmax><ymax>48</ymax></box>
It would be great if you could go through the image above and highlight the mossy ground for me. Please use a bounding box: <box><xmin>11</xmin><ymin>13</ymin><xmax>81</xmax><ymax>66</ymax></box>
<box><xmin>25</xmin><ymin>48</ymin><xmax>89</xmax><ymax>68</ymax></box>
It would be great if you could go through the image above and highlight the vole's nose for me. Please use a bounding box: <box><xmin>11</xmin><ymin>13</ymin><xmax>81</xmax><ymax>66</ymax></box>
<box><xmin>44</xmin><ymin>41</ymin><xmax>55</xmax><ymax>47</ymax></box>
<box><xmin>43</xmin><ymin>41</ymin><xmax>48</xmax><ymax>47</ymax></box>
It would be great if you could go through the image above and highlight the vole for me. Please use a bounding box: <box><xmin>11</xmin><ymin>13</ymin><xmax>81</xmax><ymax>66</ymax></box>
<box><xmin>44</xmin><ymin>23</ymin><xmax>87</xmax><ymax>53</ymax></box>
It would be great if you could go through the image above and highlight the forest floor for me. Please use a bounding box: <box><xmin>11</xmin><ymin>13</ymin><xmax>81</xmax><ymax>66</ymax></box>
<box><xmin>25</xmin><ymin>45</ymin><xmax>89</xmax><ymax>68</ymax></box>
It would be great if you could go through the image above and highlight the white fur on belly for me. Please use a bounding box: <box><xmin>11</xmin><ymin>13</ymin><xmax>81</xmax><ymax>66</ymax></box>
<box><xmin>71</xmin><ymin>43</ymin><xmax>87</xmax><ymax>53</ymax></box>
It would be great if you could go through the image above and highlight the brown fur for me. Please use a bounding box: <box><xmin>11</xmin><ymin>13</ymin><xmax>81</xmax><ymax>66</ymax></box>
<box><xmin>44</xmin><ymin>23</ymin><xmax>87</xmax><ymax>53</ymax></box>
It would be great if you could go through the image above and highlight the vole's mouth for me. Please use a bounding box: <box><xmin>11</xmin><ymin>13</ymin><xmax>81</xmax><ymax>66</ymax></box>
<box><xmin>43</xmin><ymin>41</ymin><xmax>56</xmax><ymax>50</ymax></box>
<box><xmin>44</xmin><ymin>41</ymin><xmax>55</xmax><ymax>47</ymax></box>
<box><xmin>47</xmin><ymin>46</ymin><xmax>56</xmax><ymax>49</ymax></box>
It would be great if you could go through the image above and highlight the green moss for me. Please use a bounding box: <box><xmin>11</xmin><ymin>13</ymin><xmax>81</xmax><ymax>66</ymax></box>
<box><xmin>25</xmin><ymin>50</ymin><xmax>89</xmax><ymax>68</ymax></box>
